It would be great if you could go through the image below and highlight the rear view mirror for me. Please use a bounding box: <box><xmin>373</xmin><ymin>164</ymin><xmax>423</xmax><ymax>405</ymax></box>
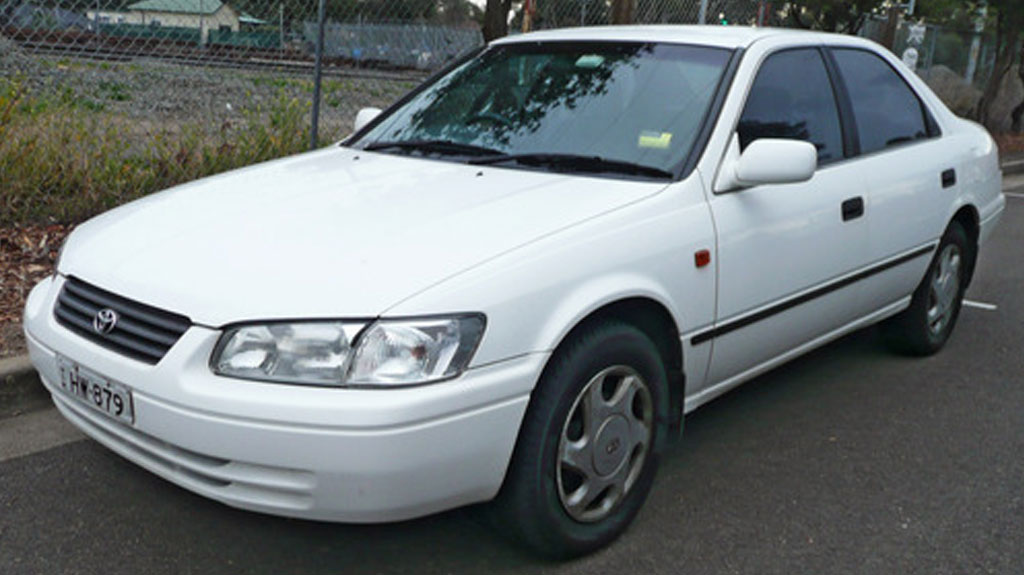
<box><xmin>353</xmin><ymin>107</ymin><xmax>382</xmax><ymax>133</ymax></box>
<box><xmin>715</xmin><ymin>136</ymin><xmax>817</xmax><ymax>192</ymax></box>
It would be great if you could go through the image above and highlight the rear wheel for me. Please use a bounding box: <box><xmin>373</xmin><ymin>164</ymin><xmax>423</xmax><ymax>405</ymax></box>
<box><xmin>883</xmin><ymin>221</ymin><xmax>971</xmax><ymax>355</ymax></box>
<box><xmin>493</xmin><ymin>321</ymin><xmax>669</xmax><ymax>558</ymax></box>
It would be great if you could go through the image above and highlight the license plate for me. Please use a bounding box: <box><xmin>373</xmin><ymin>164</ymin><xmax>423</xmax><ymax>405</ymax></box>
<box><xmin>56</xmin><ymin>356</ymin><xmax>134</xmax><ymax>425</ymax></box>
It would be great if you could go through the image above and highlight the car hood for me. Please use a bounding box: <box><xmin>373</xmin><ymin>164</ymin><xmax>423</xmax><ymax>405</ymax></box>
<box><xmin>61</xmin><ymin>146</ymin><xmax>667</xmax><ymax>326</ymax></box>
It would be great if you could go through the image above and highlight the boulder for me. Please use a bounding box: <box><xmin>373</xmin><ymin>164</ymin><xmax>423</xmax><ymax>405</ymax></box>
<box><xmin>923</xmin><ymin>64</ymin><xmax>980</xmax><ymax>118</ymax></box>
<box><xmin>988</xmin><ymin>65</ymin><xmax>1024</xmax><ymax>133</ymax></box>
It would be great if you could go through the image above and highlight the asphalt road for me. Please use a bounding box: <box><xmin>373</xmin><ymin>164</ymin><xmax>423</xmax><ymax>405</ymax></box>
<box><xmin>2</xmin><ymin>196</ymin><xmax>1022</xmax><ymax>575</ymax></box>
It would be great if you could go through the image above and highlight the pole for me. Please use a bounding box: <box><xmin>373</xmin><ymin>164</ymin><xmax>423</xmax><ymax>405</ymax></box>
<box><xmin>924</xmin><ymin>24</ymin><xmax>937</xmax><ymax>80</ymax></box>
<box><xmin>279</xmin><ymin>3</ymin><xmax>284</xmax><ymax>52</ymax></box>
<box><xmin>965</xmin><ymin>4</ymin><xmax>987</xmax><ymax>83</ymax></box>
<box><xmin>698</xmin><ymin>0</ymin><xmax>707</xmax><ymax>25</ymax></box>
<box><xmin>311</xmin><ymin>0</ymin><xmax>326</xmax><ymax>150</ymax></box>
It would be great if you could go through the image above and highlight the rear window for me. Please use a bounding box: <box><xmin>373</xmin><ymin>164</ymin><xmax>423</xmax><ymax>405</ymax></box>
<box><xmin>831</xmin><ymin>48</ymin><xmax>934</xmax><ymax>155</ymax></box>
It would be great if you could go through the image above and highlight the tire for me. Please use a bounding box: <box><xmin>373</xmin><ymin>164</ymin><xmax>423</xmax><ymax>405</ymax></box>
<box><xmin>493</xmin><ymin>321</ymin><xmax>670</xmax><ymax>559</ymax></box>
<box><xmin>883</xmin><ymin>221</ymin><xmax>972</xmax><ymax>356</ymax></box>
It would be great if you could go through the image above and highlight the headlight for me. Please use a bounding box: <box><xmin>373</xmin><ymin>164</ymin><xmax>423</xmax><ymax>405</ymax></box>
<box><xmin>347</xmin><ymin>315</ymin><xmax>485</xmax><ymax>386</ymax></box>
<box><xmin>213</xmin><ymin>322</ymin><xmax>361</xmax><ymax>385</ymax></box>
<box><xmin>212</xmin><ymin>315</ymin><xmax>485</xmax><ymax>387</ymax></box>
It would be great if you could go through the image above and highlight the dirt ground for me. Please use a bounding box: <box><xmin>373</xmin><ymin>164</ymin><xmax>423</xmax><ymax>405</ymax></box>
<box><xmin>995</xmin><ymin>132</ymin><xmax>1024</xmax><ymax>154</ymax></box>
<box><xmin>0</xmin><ymin>225</ymin><xmax>70</xmax><ymax>357</ymax></box>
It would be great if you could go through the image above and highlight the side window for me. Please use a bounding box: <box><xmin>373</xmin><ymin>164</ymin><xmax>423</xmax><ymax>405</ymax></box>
<box><xmin>832</xmin><ymin>48</ymin><xmax>932</xmax><ymax>155</ymax></box>
<box><xmin>737</xmin><ymin>49</ymin><xmax>843</xmax><ymax>165</ymax></box>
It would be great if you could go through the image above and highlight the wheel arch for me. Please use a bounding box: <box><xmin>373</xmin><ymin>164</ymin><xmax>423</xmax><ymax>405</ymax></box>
<box><xmin>950</xmin><ymin>204</ymin><xmax>980</xmax><ymax>288</ymax></box>
<box><xmin>543</xmin><ymin>297</ymin><xmax>685</xmax><ymax>436</ymax></box>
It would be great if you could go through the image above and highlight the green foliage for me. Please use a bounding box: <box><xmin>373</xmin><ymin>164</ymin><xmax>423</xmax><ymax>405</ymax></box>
<box><xmin>0</xmin><ymin>80</ymin><xmax>331</xmax><ymax>227</ymax></box>
<box><xmin>784</xmin><ymin>0</ymin><xmax>881</xmax><ymax>33</ymax></box>
<box><xmin>98</xmin><ymin>81</ymin><xmax>132</xmax><ymax>102</ymax></box>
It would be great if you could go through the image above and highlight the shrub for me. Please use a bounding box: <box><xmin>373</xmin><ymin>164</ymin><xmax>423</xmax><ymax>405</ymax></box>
<box><xmin>0</xmin><ymin>79</ymin><xmax>334</xmax><ymax>227</ymax></box>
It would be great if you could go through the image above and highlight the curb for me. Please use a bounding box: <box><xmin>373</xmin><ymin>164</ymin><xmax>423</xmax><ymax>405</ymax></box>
<box><xmin>1002</xmin><ymin>158</ymin><xmax>1024</xmax><ymax>176</ymax></box>
<box><xmin>0</xmin><ymin>355</ymin><xmax>50</xmax><ymax>418</ymax></box>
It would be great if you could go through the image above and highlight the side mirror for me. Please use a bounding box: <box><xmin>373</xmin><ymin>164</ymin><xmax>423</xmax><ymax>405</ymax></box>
<box><xmin>714</xmin><ymin>137</ymin><xmax>817</xmax><ymax>192</ymax></box>
<box><xmin>353</xmin><ymin>107</ymin><xmax>382</xmax><ymax>133</ymax></box>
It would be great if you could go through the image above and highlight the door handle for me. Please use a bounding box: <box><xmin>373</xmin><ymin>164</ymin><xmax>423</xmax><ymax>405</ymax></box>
<box><xmin>942</xmin><ymin>168</ymin><xmax>957</xmax><ymax>188</ymax></box>
<box><xmin>841</xmin><ymin>197</ymin><xmax>864</xmax><ymax>221</ymax></box>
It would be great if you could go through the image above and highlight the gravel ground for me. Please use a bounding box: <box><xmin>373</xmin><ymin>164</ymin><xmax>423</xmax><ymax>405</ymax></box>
<box><xmin>0</xmin><ymin>34</ymin><xmax>418</xmax><ymax>139</ymax></box>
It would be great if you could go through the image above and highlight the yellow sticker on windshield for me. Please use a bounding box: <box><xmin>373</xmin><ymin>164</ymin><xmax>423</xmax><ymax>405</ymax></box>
<box><xmin>638</xmin><ymin>131</ymin><xmax>672</xmax><ymax>149</ymax></box>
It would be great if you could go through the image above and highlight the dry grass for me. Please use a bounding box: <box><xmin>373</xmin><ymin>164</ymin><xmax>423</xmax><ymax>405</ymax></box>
<box><xmin>1</xmin><ymin>77</ymin><xmax>334</xmax><ymax>227</ymax></box>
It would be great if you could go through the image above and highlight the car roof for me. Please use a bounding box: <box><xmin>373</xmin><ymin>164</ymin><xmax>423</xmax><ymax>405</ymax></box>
<box><xmin>491</xmin><ymin>25</ymin><xmax>868</xmax><ymax>50</ymax></box>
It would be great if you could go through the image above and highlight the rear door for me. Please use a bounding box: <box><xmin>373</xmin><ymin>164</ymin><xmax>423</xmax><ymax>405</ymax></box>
<box><xmin>826</xmin><ymin>47</ymin><xmax>956</xmax><ymax>309</ymax></box>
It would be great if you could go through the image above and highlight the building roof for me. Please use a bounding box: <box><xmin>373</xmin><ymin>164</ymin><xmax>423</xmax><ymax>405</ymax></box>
<box><xmin>126</xmin><ymin>0</ymin><xmax>225</xmax><ymax>15</ymax></box>
<box><xmin>238</xmin><ymin>13</ymin><xmax>264</xmax><ymax>25</ymax></box>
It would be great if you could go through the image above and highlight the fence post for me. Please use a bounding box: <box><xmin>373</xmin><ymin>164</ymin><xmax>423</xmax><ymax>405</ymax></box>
<box><xmin>311</xmin><ymin>0</ymin><xmax>327</xmax><ymax>150</ymax></box>
<box><xmin>698</xmin><ymin>0</ymin><xmax>707</xmax><ymax>25</ymax></box>
<box><xmin>924</xmin><ymin>25</ymin><xmax>938</xmax><ymax>81</ymax></box>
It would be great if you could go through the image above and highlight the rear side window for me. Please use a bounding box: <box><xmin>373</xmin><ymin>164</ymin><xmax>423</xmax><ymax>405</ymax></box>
<box><xmin>831</xmin><ymin>49</ymin><xmax>933</xmax><ymax>155</ymax></box>
<box><xmin>737</xmin><ymin>48</ymin><xmax>843</xmax><ymax>165</ymax></box>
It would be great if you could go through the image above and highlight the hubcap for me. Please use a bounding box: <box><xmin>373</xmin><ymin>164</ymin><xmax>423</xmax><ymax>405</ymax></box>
<box><xmin>556</xmin><ymin>365</ymin><xmax>653</xmax><ymax>523</ymax></box>
<box><xmin>927</xmin><ymin>244</ymin><xmax>962</xmax><ymax>336</ymax></box>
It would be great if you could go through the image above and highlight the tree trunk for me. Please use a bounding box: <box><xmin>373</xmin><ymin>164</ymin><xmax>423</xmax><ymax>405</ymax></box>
<box><xmin>880</xmin><ymin>5</ymin><xmax>901</xmax><ymax>51</ymax></box>
<box><xmin>610</xmin><ymin>0</ymin><xmax>634</xmax><ymax>25</ymax></box>
<box><xmin>1013</xmin><ymin>43</ymin><xmax>1024</xmax><ymax>133</ymax></box>
<box><xmin>974</xmin><ymin>13</ymin><xmax>1019</xmax><ymax>130</ymax></box>
<box><xmin>482</xmin><ymin>0</ymin><xmax>512</xmax><ymax>42</ymax></box>
<box><xmin>786</xmin><ymin>5</ymin><xmax>810</xmax><ymax>29</ymax></box>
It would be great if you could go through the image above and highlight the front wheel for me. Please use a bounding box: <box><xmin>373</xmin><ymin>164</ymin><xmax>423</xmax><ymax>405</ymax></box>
<box><xmin>493</xmin><ymin>321</ymin><xmax>669</xmax><ymax>558</ymax></box>
<box><xmin>883</xmin><ymin>221</ymin><xmax>972</xmax><ymax>356</ymax></box>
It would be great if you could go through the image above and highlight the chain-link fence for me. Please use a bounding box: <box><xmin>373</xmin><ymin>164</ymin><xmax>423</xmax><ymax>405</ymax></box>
<box><xmin>858</xmin><ymin>15</ymin><xmax>1000</xmax><ymax>120</ymax></box>
<box><xmin>0</xmin><ymin>0</ymin><xmax>491</xmax><ymax>225</ymax></box>
<box><xmin>524</xmin><ymin>0</ymin><xmax>765</xmax><ymax>31</ymax></box>
<box><xmin>0</xmin><ymin>0</ymin><xmax>1000</xmax><ymax>227</ymax></box>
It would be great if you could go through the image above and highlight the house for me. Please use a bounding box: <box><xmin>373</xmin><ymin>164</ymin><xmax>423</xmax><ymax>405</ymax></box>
<box><xmin>88</xmin><ymin>0</ymin><xmax>255</xmax><ymax>43</ymax></box>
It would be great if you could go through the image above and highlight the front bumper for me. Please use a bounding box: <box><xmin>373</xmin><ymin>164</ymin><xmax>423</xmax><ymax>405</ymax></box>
<box><xmin>24</xmin><ymin>276</ymin><xmax>541</xmax><ymax>522</ymax></box>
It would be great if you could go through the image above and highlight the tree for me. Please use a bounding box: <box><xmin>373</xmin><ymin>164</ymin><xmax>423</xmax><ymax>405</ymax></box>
<box><xmin>610</xmin><ymin>0</ymin><xmax>634</xmax><ymax>24</ymax></box>
<box><xmin>1013</xmin><ymin>48</ymin><xmax>1024</xmax><ymax>131</ymax></box>
<box><xmin>974</xmin><ymin>0</ymin><xmax>1024</xmax><ymax>130</ymax></box>
<box><xmin>784</xmin><ymin>0</ymin><xmax>882</xmax><ymax>34</ymax></box>
<box><xmin>482</xmin><ymin>0</ymin><xmax>512</xmax><ymax>40</ymax></box>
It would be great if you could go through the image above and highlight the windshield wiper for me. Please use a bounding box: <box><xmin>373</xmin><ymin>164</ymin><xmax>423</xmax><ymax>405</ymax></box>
<box><xmin>363</xmin><ymin>139</ymin><xmax>503</xmax><ymax>157</ymax></box>
<box><xmin>469</xmin><ymin>153</ymin><xmax>674</xmax><ymax>180</ymax></box>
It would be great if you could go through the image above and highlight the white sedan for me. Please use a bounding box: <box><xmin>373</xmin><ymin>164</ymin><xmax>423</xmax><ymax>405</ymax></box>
<box><xmin>24</xmin><ymin>26</ymin><xmax>1004</xmax><ymax>557</ymax></box>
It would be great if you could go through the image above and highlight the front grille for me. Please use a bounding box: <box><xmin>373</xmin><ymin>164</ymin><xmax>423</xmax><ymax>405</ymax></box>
<box><xmin>54</xmin><ymin>276</ymin><xmax>191</xmax><ymax>364</ymax></box>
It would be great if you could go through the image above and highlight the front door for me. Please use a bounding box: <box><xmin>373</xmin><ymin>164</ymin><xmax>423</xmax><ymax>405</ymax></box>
<box><xmin>701</xmin><ymin>47</ymin><xmax>870</xmax><ymax>388</ymax></box>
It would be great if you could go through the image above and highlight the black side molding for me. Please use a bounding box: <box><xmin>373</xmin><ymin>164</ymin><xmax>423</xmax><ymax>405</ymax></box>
<box><xmin>690</xmin><ymin>244</ymin><xmax>937</xmax><ymax>346</ymax></box>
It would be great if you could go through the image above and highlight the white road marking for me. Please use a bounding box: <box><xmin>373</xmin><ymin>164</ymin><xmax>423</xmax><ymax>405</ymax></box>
<box><xmin>963</xmin><ymin>299</ymin><xmax>998</xmax><ymax>311</ymax></box>
<box><xmin>0</xmin><ymin>407</ymin><xmax>85</xmax><ymax>462</ymax></box>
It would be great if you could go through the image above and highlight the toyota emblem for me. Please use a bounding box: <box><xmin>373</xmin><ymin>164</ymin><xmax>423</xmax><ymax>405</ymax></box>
<box><xmin>93</xmin><ymin>308</ymin><xmax>119</xmax><ymax>335</ymax></box>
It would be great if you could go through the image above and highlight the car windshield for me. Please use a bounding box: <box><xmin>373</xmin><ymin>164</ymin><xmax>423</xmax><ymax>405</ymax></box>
<box><xmin>353</xmin><ymin>41</ymin><xmax>733</xmax><ymax>179</ymax></box>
